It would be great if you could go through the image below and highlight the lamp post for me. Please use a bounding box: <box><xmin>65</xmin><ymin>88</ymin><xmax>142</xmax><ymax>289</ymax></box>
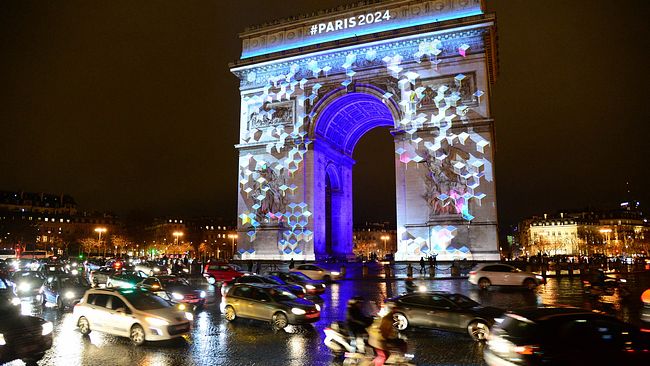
<box><xmin>94</xmin><ymin>227</ymin><xmax>106</xmax><ymax>257</ymax></box>
<box><xmin>380</xmin><ymin>235</ymin><xmax>390</xmax><ymax>256</ymax></box>
<box><xmin>228</xmin><ymin>234</ymin><xmax>237</xmax><ymax>259</ymax></box>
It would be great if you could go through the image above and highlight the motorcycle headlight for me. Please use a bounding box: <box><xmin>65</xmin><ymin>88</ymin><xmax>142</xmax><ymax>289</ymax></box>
<box><xmin>199</xmin><ymin>291</ymin><xmax>206</xmax><ymax>299</ymax></box>
<box><xmin>146</xmin><ymin>317</ymin><xmax>169</xmax><ymax>326</ymax></box>
<box><xmin>19</xmin><ymin>282</ymin><xmax>32</xmax><ymax>292</ymax></box>
<box><xmin>11</xmin><ymin>297</ymin><xmax>21</xmax><ymax>306</ymax></box>
<box><xmin>417</xmin><ymin>285</ymin><xmax>427</xmax><ymax>292</ymax></box>
<box><xmin>65</xmin><ymin>291</ymin><xmax>75</xmax><ymax>299</ymax></box>
<box><xmin>291</xmin><ymin>307</ymin><xmax>306</xmax><ymax>315</ymax></box>
<box><xmin>331</xmin><ymin>271</ymin><xmax>340</xmax><ymax>276</ymax></box>
<box><xmin>315</xmin><ymin>304</ymin><xmax>321</xmax><ymax>311</ymax></box>
<box><xmin>305</xmin><ymin>284</ymin><xmax>315</xmax><ymax>290</ymax></box>
<box><xmin>172</xmin><ymin>292</ymin><xmax>184</xmax><ymax>301</ymax></box>
<box><xmin>41</xmin><ymin>322</ymin><xmax>53</xmax><ymax>336</ymax></box>
<box><xmin>185</xmin><ymin>312</ymin><xmax>194</xmax><ymax>321</ymax></box>
<box><xmin>153</xmin><ymin>268</ymin><xmax>160</xmax><ymax>272</ymax></box>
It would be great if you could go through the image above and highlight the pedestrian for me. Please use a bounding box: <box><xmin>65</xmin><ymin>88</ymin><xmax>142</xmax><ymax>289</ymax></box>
<box><xmin>289</xmin><ymin>258</ymin><xmax>295</xmax><ymax>269</ymax></box>
<box><xmin>255</xmin><ymin>261</ymin><xmax>261</xmax><ymax>274</ymax></box>
<box><xmin>419</xmin><ymin>257</ymin><xmax>425</xmax><ymax>274</ymax></box>
<box><xmin>247</xmin><ymin>260</ymin><xmax>253</xmax><ymax>272</ymax></box>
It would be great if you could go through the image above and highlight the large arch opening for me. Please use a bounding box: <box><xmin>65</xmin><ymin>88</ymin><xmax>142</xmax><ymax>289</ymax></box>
<box><xmin>312</xmin><ymin>91</ymin><xmax>397</xmax><ymax>259</ymax></box>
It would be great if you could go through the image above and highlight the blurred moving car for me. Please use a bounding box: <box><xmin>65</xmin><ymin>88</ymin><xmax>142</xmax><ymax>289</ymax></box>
<box><xmin>134</xmin><ymin>261</ymin><xmax>170</xmax><ymax>276</ymax></box>
<box><xmin>42</xmin><ymin>273</ymin><xmax>91</xmax><ymax>309</ymax></box>
<box><xmin>484</xmin><ymin>307</ymin><xmax>650</xmax><ymax>366</ymax></box>
<box><xmin>221</xmin><ymin>274</ymin><xmax>305</xmax><ymax>298</ymax></box>
<box><xmin>222</xmin><ymin>283</ymin><xmax>320</xmax><ymax>329</ymax></box>
<box><xmin>106</xmin><ymin>270</ymin><xmax>148</xmax><ymax>289</ymax></box>
<box><xmin>73</xmin><ymin>287</ymin><xmax>193</xmax><ymax>346</ymax></box>
<box><xmin>0</xmin><ymin>295</ymin><xmax>53</xmax><ymax>365</ymax></box>
<box><xmin>290</xmin><ymin>264</ymin><xmax>341</xmax><ymax>282</ymax></box>
<box><xmin>468</xmin><ymin>263</ymin><xmax>543</xmax><ymax>290</ymax></box>
<box><xmin>581</xmin><ymin>270</ymin><xmax>630</xmax><ymax>298</ymax></box>
<box><xmin>39</xmin><ymin>263</ymin><xmax>69</xmax><ymax>276</ymax></box>
<box><xmin>203</xmin><ymin>262</ymin><xmax>245</xmax><ymax>286</ymax></box>
<box><xmin>384</xmin><ymin>291</ymin><xmax>503</xmax><ymax>341</ymax></box>
<box><xmin>10</xmin><ymin>271</ymin><xmax>45</xmax><ymax>298</ymax></box>
<box><xmin>138</xmin><ymin>276</ymin><xmax>206</xmax><ymax>308</ymax></box>
<box><xmin>268</xmin><ymin>271</ymin><xmax>326</xmax><ymax>295</ymax></box>
<box><xmin>89</xmin><ymin>266</ymin><xmax>116</xmax><ymax>287</ymax></box>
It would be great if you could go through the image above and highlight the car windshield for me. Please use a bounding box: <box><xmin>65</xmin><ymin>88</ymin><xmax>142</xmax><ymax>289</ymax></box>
<box><xmin>160</xmin><ymin>277</ymin><xmax>190</xmax><ymax>286</ymax></box>
<box><xmin>447</xmin><ymin>294</ymin><xmax>479</xmax><ymax>308</ymax></box>
<box><xmin>228</xmin><ymin>264</ymin><xmax>243</xmax><ymax>272</ymax></box>
<box><xmin>290</xmin><ymin>272</ymin><xmax>311</xmax><ymax>281</ymax></box>
<box><xmin>60</xmin><ymin>276</ymin><xmax>89</xmax><ymax>287</ymax></box>
<box><xmin>268</xmin><ymin>288</ymin><xmax>298</xmax><ymax>302</ymax></box>
<box><xmin>266</xmin><ymin>276</ymin><xmax>285</xmax><ymax>285</ymax></box>
<box><xmin>122</xmin><ymin>291</ymin><xmax>171</xmax><ymax>310</ymax></box>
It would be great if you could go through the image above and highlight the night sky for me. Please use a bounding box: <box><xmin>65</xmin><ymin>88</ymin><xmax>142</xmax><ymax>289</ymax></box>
<box><xmin>1</xmin><ymin>1</ymin><xmax>648</xmax><ymax>230</ymax></box>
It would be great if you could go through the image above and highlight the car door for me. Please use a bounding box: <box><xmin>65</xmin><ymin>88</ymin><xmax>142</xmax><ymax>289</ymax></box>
<box><xmin>482</xmin><ymin>265</ymin><xmax>508</xmax><ymax>286</ymax></box>
<box><xmin>229</xmin><ymin>285</ymin><xmax>253</xmax><ymax>318</ymax></box>
<box><xmin>425</xmin><ymin>295</ymin><xmax>461</xmax><ymax>331</ymax></box>
<box><xmin>106</xmin><ymin>295</ymin><xmax>132</xmax><ymax>336</ymax></box>
<box><xmin>87</xmin><ymin>293</ymin><xmax>110</xmax><ymax>332</ymax></box>
<box><xmin>398</xmin><ymin>295</ymin><xmax>436</xmax><ymax>328</ymax></box>
<box><xmin>249</xmin><ymin>288</ymin><xmax>275</xmax><ymax>321</ymax></box>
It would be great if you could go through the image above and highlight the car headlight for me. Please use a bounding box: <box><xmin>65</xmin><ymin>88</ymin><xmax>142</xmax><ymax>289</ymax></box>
<box><xmin>65</xmin><ymin>291</ymin><xmax>75</xmax><ymax>299</ymax></box>
<box><xmin>146</xmin><ymin>317</ymin><xmax>169</xmax><ymax>326</ymax></box>
<box><xmin>72</xmin><ymin>262</ymin><xmax>78</xmax><ymax>267</ymax></box>
<box><xmin>305</xmin><ymin>284</ymin><xmax>315</xmax><ymax>290</ymax></box>
<box><xmin>153</xmin><ymin>268</ymin><xmax>160</xmax><ymax>272</ymax></box>
<box><xmin>19</xmin><ymin>282</ymin><xmax>32</xmax><ymax>292</ymax></box>
<box><xmin>199</xmin><ymin>291</ymin><xmax>206</xmax><ymax>298</ymax></box>
<box><xmin>619</xmin><ymin>279</ymin><xmax>627</xmax><ymax>283</ymax></box>
<box><xmin>291</xmin><ymin>307</ymin><xmax>306</xmax><ymax>315</ymax></box>
<box><xmin>172</xmin><ymin>292</ymin><xmax>184</xmax><ymax>301</ymax></box>
<box><xmin>0</xmin><ymin>333</ymin><xmax>5</xmax><ymax>346</ymax></box>
<box><xmin>331</xmin><ymin>271</ymin><xmax>340</xmax><ymax>276</ymax></box>
<box><xmin>185</xmin><ymin>312</ymin><xmax>194</xmax><ymax>321</ymax></box>
<box><xmin>535</xmin><ymin>275</ymin><xmax>543</xmax><ymax>280</ymax></box>
<box><xmin>71</xmin><ymin>269</ymin><xmax>79</xmax><ymax>276</ymax></box>
<box><xmin>494</xmin><ymin>317</ymin><xmax>504</xmax><ymax>324</ymax></box>
<box><xmin>11</xmin><ymin>297</ymin><xmax>21</xmax><ymax>306</ymax></box>
<box><xmin>41</xmin><ymin>322</ymin><xmax>53</xmax><ymax>335</ymax></box>
<box><xmin>315</xmin><ymin>304</ymin><xmax>321</xmax><ymax>311</ymax></box>
<box><xmin>417</xmin><ymin>285</ymin><xmax>427</xmax><ymax>292</ymax></box>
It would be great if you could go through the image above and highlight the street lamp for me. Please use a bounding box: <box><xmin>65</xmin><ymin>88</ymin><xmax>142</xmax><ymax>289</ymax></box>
<box><xmin>380</xmin><ymin>235</ymin><xmax>390</xmax><ymax>255</ymax></box>
<box><xmin>228</xmin><ymin>234</ymin><xmax>237</xmax><ymax>259</ymax></box>
<box><xmin>95</xmin><ymin>227</ymin><xmax>107</xmax><ymax>257</ymax></box>
<box><xmin>173</xmin><ymin>231</ymin><xmax>184</xmax><ymax>246</ymax></box>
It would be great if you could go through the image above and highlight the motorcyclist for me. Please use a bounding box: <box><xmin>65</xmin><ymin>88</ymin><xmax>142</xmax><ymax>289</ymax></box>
<box><xmin>368</xmin><ymin>304</ymin><xmax>407</xmax><ymax>366</ymax></box>
<box><xmin>346</xmin><ymin>296</ymin><xmax>374</xmax><ymax>353</ymax></box>
<box><xmin>405</xmin><ymin>278</ymin><xmax>417</xmax><ymax>293</ymax></box>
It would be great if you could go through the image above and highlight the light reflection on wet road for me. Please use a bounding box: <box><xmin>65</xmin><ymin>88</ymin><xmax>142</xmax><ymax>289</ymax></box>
<box><xmin>6</xmin><ymin>272</ymin><xmax>650</xmax><ymax>366</ymax></box>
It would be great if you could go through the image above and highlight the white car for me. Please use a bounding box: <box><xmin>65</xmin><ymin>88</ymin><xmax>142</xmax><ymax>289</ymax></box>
<box><xmin>468</xmin><ymin>263</ymin><xmax>544</xmax><ymax>290</ymax></box>
<box><xmin>290</xmin><ymin>264</ymin><xmax>341</xmax><ymax>282</ymax></box>
<box><xmin>73</xmin><ymin>287</ymin><xmax>192</xmax><ymax>345</ymax></box>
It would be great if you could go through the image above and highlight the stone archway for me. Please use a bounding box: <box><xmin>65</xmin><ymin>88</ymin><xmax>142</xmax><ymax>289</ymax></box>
<box><xmin>231</xmin><ymin>0</ymin><xmax>500</xmax><ymax>261</ymax></box>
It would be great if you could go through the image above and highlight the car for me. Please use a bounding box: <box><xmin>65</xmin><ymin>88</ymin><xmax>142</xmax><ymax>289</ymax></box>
<box><xmin>268</xmin><ymin>271</ymin><xmax>327</xmax><ymax>295</ymax></box>
<box><xmin>383</xmin><ymin>291</ymin><xmax>503</xmax><ymax>341</ymax></box>
<box><xmin>89</xmin><ymin>266</ymin><xmax>116</xmax><ymax>287</ymax></box>
<box><xmin>0</xmin><ymin>295</ymin><xmax>53</xmax><ymax>365</ymax></box>
<box><xmin>290</xmin><ymin>264</ymin><xmax>341</xmax><ymax>282</ymax></box>
<box><xmin>134</xmin><ymin>261</ymin><xmax>170</xmax><ymax>276</ymax></box>
<box><xmin>106</xmin><ymin>270</ymin><xmax>149</xmax><ymax>288</ymax></box>
<box><xmin>42</xmin><ymin>273</ymin><xmax>91</xmax><ymax>309</ymax></box>
<box><xmin>468</xmin><ymin>263</ymin><xmax>543</xmax><ymax>290</ymax></box>
<box><xmin>221</xmin><ymin>274</ymin><xmax>306</xmax><ymax>298</ymax></box>
<box><xmin>203</xmin><ymin>262</ymin><xmax>245</xmax><ymax>286</ymax></box>
<box><xmin>73</xmin><ymin>287</ymin><xmax>193</xmax><ymax>346</ymax></box>
<box><xmin>222</xmin><ymin>283</ymin><xmax>320</xmax><ymax>329</ymax></box>
<box><xmin>0</xmin><ymin>276</ymin><xmax>21</xmax><ymax>309</ymax></box>
<box><xmin>10</xmin><ymin>271</ymin><xmax>45</xmax><ymax>298</ymax></box>
<box><xmin>39</xmin><ymin>263</ymin><xmax>69</xmax><ymax>276</ymax></box>
<box><xmin>138</xmin><ymin>276</ymin><xmax>206</xmax><ymax>308</ymax></box>
<box><xmin>484</xmin><ymin>307</ymin><xmax>650</xmax><ymax>366</ymax></box>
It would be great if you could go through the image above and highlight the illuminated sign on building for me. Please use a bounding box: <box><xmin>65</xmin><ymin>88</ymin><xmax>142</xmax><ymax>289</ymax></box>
<box><xmin>239</xmin><ymin>0</ymin><xmax>483</xmax><ymax>59</ymax></box>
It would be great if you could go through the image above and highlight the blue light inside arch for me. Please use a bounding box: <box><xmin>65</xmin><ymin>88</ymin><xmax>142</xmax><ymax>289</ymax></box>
<box><xmin>315</xmin><ymin>93</ymin><xmax>394</xmax><ymax>155</ymax></box>
<box><xmin>242</xmin><ymin>9</ymin><xmax>483</xmax><ymax>59</ymax></box>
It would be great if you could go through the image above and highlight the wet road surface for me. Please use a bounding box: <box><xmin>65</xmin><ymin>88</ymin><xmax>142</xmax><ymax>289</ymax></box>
<box><xmin>7</xmin><ymin>270</ymin><xmax>650</xmax><ymax>366</ymax></box>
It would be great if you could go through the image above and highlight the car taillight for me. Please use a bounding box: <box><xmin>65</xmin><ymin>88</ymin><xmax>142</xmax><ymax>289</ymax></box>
<box><xmin>514</xmin><ymin>345</ymin><xmax>540</xmax><ymax>355</ymax></box>
<box><xmin>469</xmin><ymin>271</ymin><xmax>477</xmax><ymax>275</ymax></box>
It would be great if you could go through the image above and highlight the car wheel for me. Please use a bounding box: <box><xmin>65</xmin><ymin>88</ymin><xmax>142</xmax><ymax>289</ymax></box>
<box><xmin>22</xmin><ymin>353</ymin><xmax>45</xmax><ymax>366</ymax></box>
<box><xmin>478</xmin><ymin>278</ymin><xmax>491</xmax><ymax>290</ymax></box>
<box><xmin>224</xmin><ymin>306</ymin><xmax>236</xmax><ymax>321</ymax></box>
<box><xmin>130</xmin><ymin>324</ymin><xmax>146</xmax><ymax>346</ymax></box>
<box><xmin>393</xmin><ymin>312</ymin><xmax>409</xmax><ymax>331</ymax></box>
<box><xmin>78</xmin><ymin>316</ymin><xmax>91</xmax><ymax>335</ymax></box>
<box><xmin>468</xmin><ymin>321</ymin><xmax>489</xmax><ymax>341</ymax></box>
<box><xmin>273</xmin><ymin>312</ymin><xmax>289</xmax><ymax>329</ymax></box>
<box><xmin>207</xmin><ymin>276</ymin><xmax>216</xmax><ymax>285</ymax></box>
<box><xmin>523</xmin><ymin>278</ymin><xmax>537</xmax><ymax>290</ymax></box>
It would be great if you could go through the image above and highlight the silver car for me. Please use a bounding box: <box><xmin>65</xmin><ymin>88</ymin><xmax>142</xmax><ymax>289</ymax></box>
<box><xmin>222</xmin><ymin>283</ymin><xmax>320</xmax><ymax>329</ymax></box>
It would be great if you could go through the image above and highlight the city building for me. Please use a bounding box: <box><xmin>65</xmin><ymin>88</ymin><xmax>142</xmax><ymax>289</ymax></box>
<box><xmin>353</xmin><ymin>222</ymin><xmax>396</xmax><ymax>259</ymax></box>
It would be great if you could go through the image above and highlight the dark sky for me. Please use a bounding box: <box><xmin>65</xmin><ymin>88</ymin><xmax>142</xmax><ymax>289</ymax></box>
<box><xmin>1</xmin><ymin>1</ymin><xmax>648</xmax><ymax>229</ymax></box>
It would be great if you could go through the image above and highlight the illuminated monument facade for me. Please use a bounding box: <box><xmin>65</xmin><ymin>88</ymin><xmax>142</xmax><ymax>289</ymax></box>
<box><xmin>231</xmin><ymin>0</ymin><xmax>499</xmax><ymax>261</ymax></box>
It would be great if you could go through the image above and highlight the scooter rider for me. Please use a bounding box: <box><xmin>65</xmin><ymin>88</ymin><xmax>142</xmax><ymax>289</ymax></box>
<box><xmin>368</xmin><ymin>304</ymin><xmax>407</xmax><ymax>366</ymax></box>
<box><xmin>346</xmin><ymin>296</ymin><xmax>374</xmax><ymax>353</ymax></box>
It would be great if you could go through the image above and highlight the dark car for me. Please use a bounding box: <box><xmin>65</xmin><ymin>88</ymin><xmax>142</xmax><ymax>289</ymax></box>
<box><xmin>42</xmin><ymin>274</ymin><xmax>91</xmax><ymax>309</ymax></box>
<box><xmin>222</xmin><ymin>283</ymin><xmax>320</xmax><ymax>329</ymax></box>
<box><xmin>89</xmin><ymin>266</ymin><xmax>116</xmax><ymax>287</ymax></box>
<box><xmin>484</xmin><ymin>307</ymin><xmax>650</xmax><ymax>366</ymax></box>
<box><xmin>106</xmin><ymin>270</ymin><xmax>148</xmax><ymax>288</ymax></box>
<box><xmin>221</xmin><ymin>274</ymin><xmax>306</xmax><ymax>298</ymax></box>
<box><xmin>384</xmin><ymin>291</ymin><xmax>503</xmax><ymax>341</ymax></box>
<box><xmin>0</xmin><ymin>276</ymin><xmax>21</xmax><ymax>309</ymax></box>
<box><xmin>268</xmin><ymin>271</ymin><xmax>326</xmax><ymax>295</ymax></box>
<box><xmin>0</xmin><ymin>296</ymin><xmax>53</xmax><ymax>365</ymax></box>
<box><xmin>10</xmin><ymin>271</ymin><xmax>45</xmax><ymax>298</ymax></box>
<box><xmin>138</xmin><ymin>275</ymin><xmax>206</xmax><ymax>308</ymax></box>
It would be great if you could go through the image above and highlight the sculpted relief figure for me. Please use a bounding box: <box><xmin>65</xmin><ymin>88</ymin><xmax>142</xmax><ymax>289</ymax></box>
<box><xmin>422</xmin><ymin>147</ymin><xmax>470</xmax><ymax>217</ymax></box>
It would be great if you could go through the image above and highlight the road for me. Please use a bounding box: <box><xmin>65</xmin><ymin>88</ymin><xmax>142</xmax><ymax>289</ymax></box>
<box><xmin>8</xmin><ymin>269</ymin><xmax>650</xmax><ymax>366</ymax></box>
